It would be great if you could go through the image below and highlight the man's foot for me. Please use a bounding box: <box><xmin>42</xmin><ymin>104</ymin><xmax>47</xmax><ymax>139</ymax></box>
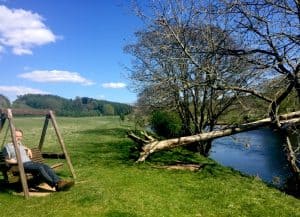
<box><xmin>55</xmin><ymin>180</ymin><xmax>75</xmax><ymax>191</ymax></box>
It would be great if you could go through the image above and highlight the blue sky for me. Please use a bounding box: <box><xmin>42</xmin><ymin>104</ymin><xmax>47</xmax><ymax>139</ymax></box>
<box><xmin>0</xmin><ymin>0</ymin><xmax>142</xmax><ymax>104</ymax></box>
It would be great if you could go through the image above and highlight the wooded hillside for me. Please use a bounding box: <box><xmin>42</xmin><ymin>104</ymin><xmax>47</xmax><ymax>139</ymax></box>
<box><xmin>1</xmin><ymin>94</ymin><xmax>132</xmax><ymax>116</ymax></box>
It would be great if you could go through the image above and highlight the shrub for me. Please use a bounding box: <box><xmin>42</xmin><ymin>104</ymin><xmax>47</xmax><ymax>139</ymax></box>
<box><xmin>150</xmin><ymin>110</ymin><xmax>182</xmax><ymax>138</ymax></box>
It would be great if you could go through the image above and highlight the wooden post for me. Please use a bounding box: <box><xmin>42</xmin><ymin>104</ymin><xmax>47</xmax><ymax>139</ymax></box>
<box><xmin>48</xmin><ymin>111</ymin><xmax>76</xmax><ymax>179</ymax></box>
<box><xmin>7</xmin><ymin>109</ymin><xmax>29</xmax><ymax>199</ymax></box>
<box><xmin>38</xmin><ymin>115</ymin><xmax>50</xmax><ymax>151</ymax></box>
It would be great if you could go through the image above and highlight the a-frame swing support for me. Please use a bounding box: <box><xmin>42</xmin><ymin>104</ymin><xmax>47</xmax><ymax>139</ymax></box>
<box><xmin>0</xmin><ymin>108</ymin><xmax>76</xmax><ymax>199</ymax></box>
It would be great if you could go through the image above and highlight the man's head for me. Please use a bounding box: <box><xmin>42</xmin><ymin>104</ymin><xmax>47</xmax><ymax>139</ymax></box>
<box><xmin>15</xmin><ymin>129</ymin><xmax>23</xmax><ymax>142</ymax></box>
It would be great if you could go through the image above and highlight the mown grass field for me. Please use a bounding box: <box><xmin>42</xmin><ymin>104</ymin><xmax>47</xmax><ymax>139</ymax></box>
<box><xmin>0</xmin><ymin>116</ymin><xmax>299</xmax><ymax>217</ymax></box>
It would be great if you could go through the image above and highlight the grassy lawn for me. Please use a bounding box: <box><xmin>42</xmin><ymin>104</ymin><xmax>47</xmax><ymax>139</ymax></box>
<box><xmin>0</xmin><ymin>116</ymin><xmax>299</xmax><ymax>217</ymax></box>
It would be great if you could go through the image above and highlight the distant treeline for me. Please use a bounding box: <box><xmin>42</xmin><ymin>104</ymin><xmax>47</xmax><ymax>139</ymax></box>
<box><xmin>0</xmin><ymin>94</ymin><xmax>133</xmax><ymax>117</ymax></box>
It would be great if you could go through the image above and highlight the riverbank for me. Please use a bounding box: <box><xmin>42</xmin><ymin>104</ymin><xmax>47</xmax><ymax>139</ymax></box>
<box><xmin>0</xmin><ymin>116</ymin><xmax>299</xmax><ymax>217</ymax></box>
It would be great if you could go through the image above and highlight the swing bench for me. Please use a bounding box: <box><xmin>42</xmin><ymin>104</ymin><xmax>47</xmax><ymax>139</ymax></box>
<box><xmin>0</xmin><ymin>108</ymin><xmax>76</xmax><ymax>198</ymax></box>
<box><xmin>0</xmin><ymin>147</ymin><xmax>64</xmax><ymax>184</ymax></box>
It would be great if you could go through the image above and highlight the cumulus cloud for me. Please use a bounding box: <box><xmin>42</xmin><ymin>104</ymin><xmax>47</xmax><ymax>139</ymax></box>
<box><xmin>0</xmin><ymin>44</ymin><xmax>4</xmax><ymax>53</ymax></box>
<box><xmin>102</xmin><ymin>82</ymin><xmax>126</xmax><ymax>88</ymax></box>
<box><xmin>19</xmin><ymin>70</ymin><xmax>95</xmax><ymax>86</ymax></box>
<box><xmin>0</xmin><ymin>5</ymin><xmax>57</xmax><ymax>55</ymax></box>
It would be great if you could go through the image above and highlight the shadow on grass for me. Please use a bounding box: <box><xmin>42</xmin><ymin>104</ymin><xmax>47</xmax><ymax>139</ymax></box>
<box><xmin>77</xmin><ymin>128</ymin><xmax>128</xmax><ymax>139</ymax></box>
<box><xmin>105</xmin><ymin>211</ymin><xmax>139</xmax><ymax>217</ymax></box>
<box><xmin>72</xmin><ymin>128</ymin><xmax>137</xmax><ymax>165</ymax></box>
<box><xmin>78</xmin><ymin>141</ymin><xmax>135</xmax><ymax>162</ymax></box>
<box><xmin>202</xmin><ymin>162</ymin><xmax>242</xmax><ymax>177</ymax></box>
<box><xmin>75</xmin><ymin>128</ymin><xmax>240</xmax><ymax>175</ymax></box>
<box><xmin>76</xmin><ymin>127</ymin><xmax>221</xmax><ymax>168</ymax></box>
<box><xmin>0</xmin><ymin>180</ymin><xmax>24</xmax><ymax>195</ymax></box>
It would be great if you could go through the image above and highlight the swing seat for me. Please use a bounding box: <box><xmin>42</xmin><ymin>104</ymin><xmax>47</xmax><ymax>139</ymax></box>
<box><xmin>0</xmin><ymin>147</ymin><xmax>63</xmax><ymax>184</ymax></box>
<box><xmin>0</xmin><ymin>108</ymin><xmax>75</xmax><ymax>198</ymax></box>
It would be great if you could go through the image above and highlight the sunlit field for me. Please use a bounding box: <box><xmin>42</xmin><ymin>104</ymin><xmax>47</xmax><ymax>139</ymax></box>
<box><xmin>0</xmin><ymin>116</ymin><xmax>299</xmax><ymax>217</ymax></box>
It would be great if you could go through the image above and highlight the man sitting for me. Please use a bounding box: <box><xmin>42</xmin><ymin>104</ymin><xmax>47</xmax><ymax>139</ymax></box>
<box><xmin>2</xmin><ymin>129</ymin><xmax>74</xmax><ymax>191</ymax></box>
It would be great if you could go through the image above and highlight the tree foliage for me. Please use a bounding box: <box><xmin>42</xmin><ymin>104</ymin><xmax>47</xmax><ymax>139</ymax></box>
<box><xmin>125</xmin><ymin>0</ymin><xmax>256</xmax><ymax>155</ymax></box>
<box><xmin>218</xmin><ymin>0</ymin><xmax>300</xmax><ymax>120</ymax></box>
<box><xmin>0</xmin><ymin>94</ymin><xmax>11</xmax><ymax>108</ymax></box>
<box><xmin>12</xmin><ymin>94</ymin><xmax>132</xmax><ymax>116</ymax></box>
<box><xmin>103</xmin><ymin>104</ymin><xmax>115</xmax><ymax>116</ymax></box>
<box><xmin>126</xmin><ymin>0</ymin><xmax>300</xmax><ymax>185</ymax></box>
<box><xmin>150</xmin><ymin>110</ymin><xmax>182</xmax><ymax>138</ymax></box>
<box><xmin>128</xmin><ymin>0</ymin><xmax>300</xmax><ymax>122</ymax></box>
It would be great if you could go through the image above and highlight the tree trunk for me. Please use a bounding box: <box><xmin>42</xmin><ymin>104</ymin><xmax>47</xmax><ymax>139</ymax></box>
<box><xmin>131</xmin><ymin>111</ymin><xmax>300</xmax><ymax>162</ymax></box>
<box><xmin>281</xmin><ymin>124</ymin><xmax>300</xmax><ymax>197</ymax></box>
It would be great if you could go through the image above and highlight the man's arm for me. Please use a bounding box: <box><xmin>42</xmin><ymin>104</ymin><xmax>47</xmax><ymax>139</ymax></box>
<box><xmin>24</xmin><ymin>146</ymin><xmax>32</xmax><ymax>158</ymax></box>
<box><xmin>5</xmin><ymin>158</ymin><xmax>17</xmax><ymax>164</ymax></box>
<box><xmin>2</xmin><ymin>146</ymin><xmax>17</xmax><ymax>164</ymax></box>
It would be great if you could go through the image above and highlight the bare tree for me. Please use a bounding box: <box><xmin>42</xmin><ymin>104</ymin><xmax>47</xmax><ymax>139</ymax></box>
<box><xmin>218</xmin><ymin>0</ymin><xmax>300</xmax><ymax>117</ymax></box>
<box><xmin>125</xmin><ymin>0</ymin><xmax>300</xmax><ymax>196</ymax></box>
<box><xmin>212</xmin><ymin>0</ymin><xmax>300</xmax><ymax>181</ymax></box>
<box><xmin>126</xmin><ymin>0</ymin><xmax>255</xmax><ymax>155</ymax></box>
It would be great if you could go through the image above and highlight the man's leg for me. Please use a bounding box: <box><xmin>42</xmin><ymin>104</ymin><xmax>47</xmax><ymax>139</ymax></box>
<box><xmin>39</xmin><ymin>163</ymin><xmax>61</xmax><ymax>184</ymax></box>
<box><xmin>23</xmin><ymin>161</ymin><xmax>60</xmax><ymax>187</ymax></box>
<box><xmin>23</xmin><ymin>161</ymin><xmax>74</xmax><ymax>191</ymax></box>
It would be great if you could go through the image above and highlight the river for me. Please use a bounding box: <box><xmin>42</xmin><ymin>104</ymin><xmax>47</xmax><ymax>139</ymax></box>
<box><xmin>210</xmin><ymin>127</ymin><xmax>292</xmax><ymax>187</ymax></box>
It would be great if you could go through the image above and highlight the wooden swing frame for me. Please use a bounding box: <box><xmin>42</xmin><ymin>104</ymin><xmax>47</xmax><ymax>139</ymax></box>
<box><xmin>0</xmin><ymin>108</ymin><xmax>76</xmax><ymax>199</ymax></box>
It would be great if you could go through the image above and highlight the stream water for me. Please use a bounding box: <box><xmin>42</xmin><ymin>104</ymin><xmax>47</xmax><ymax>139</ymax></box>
<box><xmin>210</xmin><ymin>128</ymin><xmax>292</xmax><ymax>187</ymax></box>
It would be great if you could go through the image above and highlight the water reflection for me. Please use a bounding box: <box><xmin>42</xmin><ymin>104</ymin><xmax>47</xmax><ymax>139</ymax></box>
<box><xmin>210</xmin><ymin>128</ymin><xmax>292</xmax><ymax>186</ymax></box>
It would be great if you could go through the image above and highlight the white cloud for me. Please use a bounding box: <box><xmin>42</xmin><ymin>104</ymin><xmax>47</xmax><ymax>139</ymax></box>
<box><xmin>0</xmin><ymin>85</ymin><xmax>50</xmax><ymax>101</ymax></box>
<box><xmin>0</xmin><ymin>44</ymin><xmax>4</xmax><ymax>53</ymax></box>
<box><xmin>18</xmin><ymin>70</ymin><xmax>95</xmax><ymax>86</ymax></box>
<box><xmin>102</xmin><ymin>82</ymin><xmax>127</xmax><ymax>88</ymax></box>
<box><xmin>0</xmin><ymin>5</ymin><xmax>57</xmax><ymax>55</ymax></box>
<box><xmin>96</xmin><ymin>95</ymin><xmax>105</xmax><ymax>100</ymax></box>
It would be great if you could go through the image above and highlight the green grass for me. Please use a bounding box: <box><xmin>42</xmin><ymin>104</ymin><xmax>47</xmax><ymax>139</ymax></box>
<box><xmin>0</xmin><ymin>116</ymin><xmax>299</xmax><ymax>217</ymax></box>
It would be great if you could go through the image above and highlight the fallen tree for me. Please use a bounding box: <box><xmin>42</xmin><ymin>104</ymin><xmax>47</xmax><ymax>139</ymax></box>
<box><xmin>128</xmin><ymin>111</ymin><xmax>300</xmax><ymax>163</ymax></box>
